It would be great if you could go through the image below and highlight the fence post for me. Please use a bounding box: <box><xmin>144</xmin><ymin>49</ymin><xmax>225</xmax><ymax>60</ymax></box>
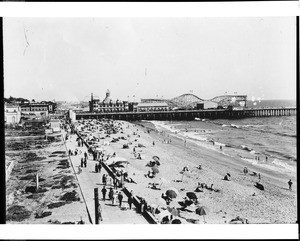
<box><xmin>36</xmin><ymin>173</ymin><xmax>39</xmax><ymax>191</ymax></box>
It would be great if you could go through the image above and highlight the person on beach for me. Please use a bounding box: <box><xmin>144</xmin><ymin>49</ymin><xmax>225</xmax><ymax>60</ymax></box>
<box><xmin>197</xmin><ymin>164</ymin><xmax>202</xmax><ymax>170</ymax></box>
<box><xmin>95</xmin><ymin>163</ymin><xmax>98</xmax><ymax>173</ymax></box>
<box><xmin>258</xmin><ymin>173</ymin><xmax>261</xmax><ymax>181</ymax></box>
<box><xmin>118</xmin><ymin>191</ymin><xmax>123</xmax><ymax>207</ymax></box>
<box><xmin>68</xmin><ymin>149</ymin><xmax>71</xmax><ymax>156</ymax></box>
<box><xmin>128</xmin><ymin>191</ymin><xmax>133</xmax><ymax>209</ymax></box>
<box><xmin>153</xmin><ymin>141</ymin><xmax>155</xmax><ymax>146</ymax></box>
<box><xmin>102</xmin><ymin>174</ymin><xmax>107</xmax><ymax>185</ymax></box>
<box><xmin>98</xmin><ymin>162</ymin><xmax>102</xmax><ymax>174</ymax></box>
<box><xmin>84</xmin><ymin>159</ymin><xmax>87</xmax><ymax>168</ymax></box>
<box><xmin>288</xmin><ymin>179</ymin><xmax>293</xmax><ymax>190</ymax></box>
<box><xmin>101</xmin><ymin>186</ymin><xmax>107</xmax><ymax>200</ymax></box>
<box><xmin>224</xmin><ymin>174</ymin><xmax>230</xmax><ymax>181</ymax></box>
<box><xmin>112</xmin><ymin>191</ymin><xmax>118</xmax><ymax>205</ymax></box>
<box><xmin>84</xmin><ymin>151</ymin><xmax>88</xmax><ymax>160</ymax></box>
<box><xmin>113</xmin><ymin>178</ymin><xmax>118</xmax><ymax>189</ymax></box>
<box><xmin>220</xmin><ymin>145</ymin><xmax>223</xmax><ymax>151</ymax></box>
<box><xmin>80</xmin><ymin>158</ymin><xmax>84</xmax><ymax>168</ymax></box>
<box><xmin>243</xmin><ymin>167</ymin><xmax>248</xmax><ymax>174</ymax></box>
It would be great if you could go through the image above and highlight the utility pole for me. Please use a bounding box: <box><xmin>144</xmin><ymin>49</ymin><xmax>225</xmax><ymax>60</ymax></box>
<box><xmin>94</xmin><ymin>188</ymin><xmax>99</xmax><ymax>224</ymax></box>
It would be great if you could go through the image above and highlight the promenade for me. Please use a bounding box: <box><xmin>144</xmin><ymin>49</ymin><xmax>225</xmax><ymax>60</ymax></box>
<box><xmin>64</xmin><ymin>133</ymin><xmax>148</xmax><ymax>224</ymax></box>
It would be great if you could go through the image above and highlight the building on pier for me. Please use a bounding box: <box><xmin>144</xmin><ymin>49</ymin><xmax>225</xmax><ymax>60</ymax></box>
<box><xmin>89</xmin><ymin>89</ymin><xmax>132</xmax><ymax>113</ymax></box>
<box><xmin>136</xmin><ymin>102</ymin><xmax>170</xmax><ymax>112</ymax></box>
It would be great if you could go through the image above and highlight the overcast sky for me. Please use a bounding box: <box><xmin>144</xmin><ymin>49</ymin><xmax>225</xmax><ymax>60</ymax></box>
<box><xmin>3</xmin><ymin>17</ymin><xmax>296</xmax><ymax>102</ymax></box>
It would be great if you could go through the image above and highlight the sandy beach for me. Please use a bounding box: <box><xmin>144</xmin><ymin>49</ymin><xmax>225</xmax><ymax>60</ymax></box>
<box><xmin>74</xmin><ymin>119</ymin><xmax>297</xmax><ymax>224</ymax></box>
<box><xmin>5</xmin><ymin>118</ymin><xmax>297</xmax><ymax>224</ymax></box>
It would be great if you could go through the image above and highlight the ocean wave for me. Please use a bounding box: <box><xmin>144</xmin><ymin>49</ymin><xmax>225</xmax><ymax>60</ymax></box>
<box><xmin>241</xmin><ymin>157</ymin><xmax>296</xmax><ymax>174</ymax></box>
<box><xmin>266</xmin><ymin>149</ymin><xmax>296</xmax><ymax>161</ymax></box>
<box><xmin>272</xmin><ymin>159</ymin><xmax>296</xmax><ymax>172</ymax></box>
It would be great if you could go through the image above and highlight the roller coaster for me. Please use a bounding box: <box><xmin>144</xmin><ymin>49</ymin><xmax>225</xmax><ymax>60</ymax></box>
<box><xmin>141</xmin><ymin>93</ymin><xmax>247</xmax><ymax>109</ymax></box>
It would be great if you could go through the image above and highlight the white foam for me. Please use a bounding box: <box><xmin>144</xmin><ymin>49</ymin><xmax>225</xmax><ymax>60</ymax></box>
<box><xmin>150</xmin><ymin>121</ymin><xmax>296</xmax><ymax>175</ymax></box>
<box><xmin>272</xmin><ymin>159</ymin><xmax>296</xmax><ymax>172</ymax></box>
<box><xmin>240</xmin><ymin>157</ymin><xmax>296</xmax><ymax>174</ymax></box>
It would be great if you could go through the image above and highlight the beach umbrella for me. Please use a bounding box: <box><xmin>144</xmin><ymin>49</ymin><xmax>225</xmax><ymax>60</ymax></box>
<box><xmin>186</xmin><ymin>192</ymin><xmax>197</xmax><ymax>200</ymax></box>
<box><xmin>184</xmin><ymin>199</ymin><xmax>194</xmax><ymax>206</ymax></box>
<box><xmin>152</xmin><ymin>156</ymin><xmax>160</xmax><ymax>161</ymax></box>
<box><xmin>171</xmin><ymin>219</ymin><xmax>182</xmax><ymax>224</ymax></box>
<box><xmin>167</xmin><ymin>206</ymin><xmax>180</xmax><ymax>217</ymax></box>
<box><xmin>195</xmin><ymin>206</ymin><xmax>209</xmax><ymax>223</ymax></box>
<box><xmin>151</xmin><ymin>166</ymin><xmax>159</xmax><ymax>174</ymax></box>
<box><xmin>168</xmin><ymin>187</ymin><xmax>180</xmax><ymax>195</ymax></box>
<box><xmin>166</xmin><ymin>190</ymin><xmax>178</xmax><ymax>199</ymax></box>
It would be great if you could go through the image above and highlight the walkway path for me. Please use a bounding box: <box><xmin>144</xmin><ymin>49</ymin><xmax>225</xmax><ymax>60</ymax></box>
<box><xmin>64</xmin><ymin>133</ymin><xmax>148</xmax><ymax>224</ymax></box>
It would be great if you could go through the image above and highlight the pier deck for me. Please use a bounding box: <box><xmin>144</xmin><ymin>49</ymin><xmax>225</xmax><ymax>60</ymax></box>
<box><xmin>75</xmin><ymin>107</ymin><xmax>296</xmax><ymax>121</ymax></box>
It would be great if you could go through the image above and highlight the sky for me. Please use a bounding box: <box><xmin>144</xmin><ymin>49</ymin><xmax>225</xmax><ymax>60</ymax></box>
<box><xmin>3</xmin><ymin>17</ymin><xmax>296</xmax><ymax>102</ymax></box>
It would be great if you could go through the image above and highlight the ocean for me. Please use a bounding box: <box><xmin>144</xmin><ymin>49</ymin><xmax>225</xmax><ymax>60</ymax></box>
<box><xmin>149</xmin><ymin>100</ymin><xmax>297</xmax><ymax>175</ymax></box>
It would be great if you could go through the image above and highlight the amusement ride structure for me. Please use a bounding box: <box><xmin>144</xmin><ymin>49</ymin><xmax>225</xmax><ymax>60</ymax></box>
<box><xmin>141</xmin><ymin>93</ymin><xmax>247</xmax><ymax>109</ymax></box>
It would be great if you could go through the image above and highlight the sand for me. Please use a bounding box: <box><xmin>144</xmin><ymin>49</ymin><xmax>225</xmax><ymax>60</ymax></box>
<box><xmin>78</xmin><ymin>119</ymin><xmax>297</xmax><ymax>224</ymax></box>
<box><xmin>5</xmin><ymin>129</ymin><xmax>89</xmax><ymax>224</ymax></box>
<box><xmin>6</xmin><ymin>118</ymin><xmax>297</xmax><ymax>225</ymax></box>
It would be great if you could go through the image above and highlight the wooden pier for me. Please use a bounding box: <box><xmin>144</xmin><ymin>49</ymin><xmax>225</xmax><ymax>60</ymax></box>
<box><xmin>75</xmin><ymin>107</ymin><xmax>296</xmax><ymax>121</ymax></box>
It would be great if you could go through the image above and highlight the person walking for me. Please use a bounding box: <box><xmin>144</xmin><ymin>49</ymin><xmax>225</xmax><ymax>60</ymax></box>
<box><xmin>128</xmin><ymin>190</ymin><xmax>133</xmax><ymax>210</ymax></box>
<box><xmin>84</xmin><ymin>151</ymin><xmax>88</xmax><ymax>160</ymax></box>
<box><xmin>80</xmin><ymin>158</ymin><xmax>84</xmax><ymax>168</ymax></box>
<box><xmin>108</xmin><ymin>187</ymin><xmax>114</xmax><ymax>201</ymax></box>
<box><xmin>102</xmin><ymin>174</ymin><xmax>107</xmax><ymax>185</ymax></box>
<box><xmin>101</xmin><ymin>186</ymin><xmax>107</xmax><ymax>200</ymax></box>
<box><xmin>113</xmin><ymin>178</ymin><xmax>118</xmax><ymax>189</ymax></box>
<box><xmin>111</xmin><ymin>190</ymin><xmax>116</xmax><ymax>205</ymax></box>
<box><xmin>288</xmin><ymin>179</ymin><xmax>293</xmax><ymax>191</ymax></box>
<box><xmin>98</xmin><ymin>162</ymin><xmax>102</xmax><ymax>174</ymax></box>
<box><xmin>84</xmin><ymin>159</ymin><xmax>87</xmax><ymax>168</ymax></box>
<box><xmin>118</xmin><ymin>191</ymin><xmax>123</xmax><ymax>207</ymax></box>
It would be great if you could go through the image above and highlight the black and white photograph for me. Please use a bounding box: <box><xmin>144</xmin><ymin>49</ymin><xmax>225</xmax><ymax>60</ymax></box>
<box><xmin>2</xmin><ymin>6</ymin><xmax>298</xmax><ymax>239</ymax></box>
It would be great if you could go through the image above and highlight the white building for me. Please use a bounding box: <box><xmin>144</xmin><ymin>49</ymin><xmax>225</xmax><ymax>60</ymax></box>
<box><xmin>136</xmin><ymin>102</ymin><xmax>170</xmax><ymax>112</ymax></box>
<box><xmin>5</xmin><ymin>104</ymin><xmax>21</xmax><ymax>124</ymax></box>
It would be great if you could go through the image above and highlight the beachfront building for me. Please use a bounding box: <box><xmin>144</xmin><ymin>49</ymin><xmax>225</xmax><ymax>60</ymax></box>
<box><xmin>89</xmin><ymin>90</ymin><xmax>130</xmax><ymax>113</ymax></box>
<box><xmin>20</xmin><ymin>101</ymin><xmax>56</xmax><ymax>114</ymax></box>
<box><xmin>5</xmin><ymin>104</ymin><xmax>22</xmax><ymax>124</ymax></box>
<box><xmin>136</xmin><ymin>102</ymin><xmax>170</xmax><ymax>112</ymax></box>
<box><xmin>203</xmin><ymin>101</ymin><xmax>218</xmax><ymax>109</ymax></box>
